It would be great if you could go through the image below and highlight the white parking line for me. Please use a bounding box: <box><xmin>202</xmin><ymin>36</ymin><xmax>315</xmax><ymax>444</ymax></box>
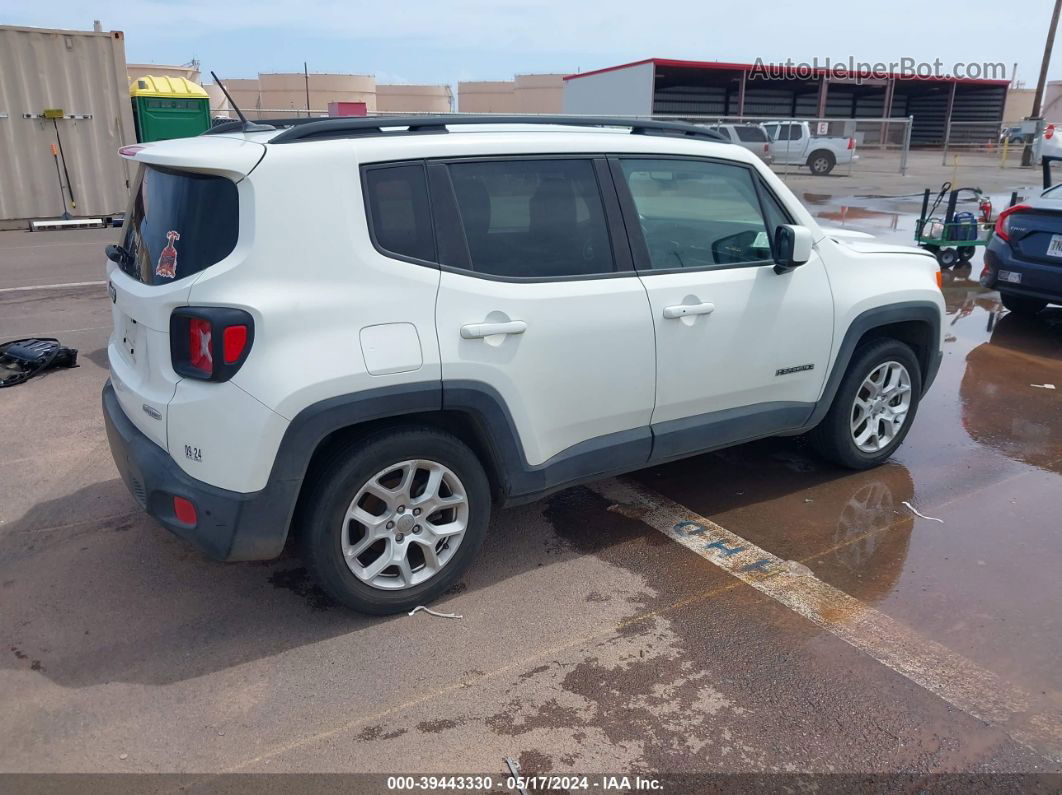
<box><xmin>591</xmin><ymin>478</ymin><xmax>1062</xmax><ymax>764</ymax></box>
<box><xmin>0</xmin><ymin>280</ymin><xmax>106</xmax><ymax>294</ymax></box>
<box><xmin>0</xmin><ymin>326</ymin><xmax>110</xmax><ymax>338</ymax></box>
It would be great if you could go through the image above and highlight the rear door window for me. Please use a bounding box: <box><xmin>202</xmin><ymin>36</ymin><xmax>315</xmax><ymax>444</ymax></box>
<box><xmin>120</xmin><ymin>166</ymin><xmax>239</xmax><ymax>285</ymax></box>
<box><xmin>447</xmin><ymin>159</ymin><xmax>615</xmax><ymax>278</ymax></box>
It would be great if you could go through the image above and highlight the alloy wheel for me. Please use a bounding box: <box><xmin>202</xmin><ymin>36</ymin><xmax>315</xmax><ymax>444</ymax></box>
<box><xmin>850</xmin><ymin>361</ymin><xmax>912</xmax><ymax>453</ymax></box>
<box><xmin>340</xmin><ymin>459</ymin><xmax>468</xmax><ymax>590</ymax></box>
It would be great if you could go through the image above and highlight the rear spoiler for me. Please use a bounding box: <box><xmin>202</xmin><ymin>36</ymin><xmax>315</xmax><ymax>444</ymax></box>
<box><xmin>116</xmin><ymin>137</ymin><xmax>266</xmax><ymax>179</ymax></box>
<box><xmin>1045</xmin><ymin>155</ymin><xmax>1062</xmax><ymax>190</ymax></box>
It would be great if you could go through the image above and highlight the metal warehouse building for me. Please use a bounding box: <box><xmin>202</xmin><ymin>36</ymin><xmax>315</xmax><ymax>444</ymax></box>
<box><xmin>563</xmin><ymin>58</ymin><xmax>1010</xmax><ymax>145</ymax></box>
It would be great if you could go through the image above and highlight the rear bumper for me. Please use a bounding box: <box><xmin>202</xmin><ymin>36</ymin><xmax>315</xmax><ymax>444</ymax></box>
<box><xmin>102</xmin><ymin>380</ymin><xmax>296</xmax><ymax>561</ymax></box>
<box><xmin>982</xmin><ymin>245</ymin><xmax>1062</xmax><ymax>304</ymax></box>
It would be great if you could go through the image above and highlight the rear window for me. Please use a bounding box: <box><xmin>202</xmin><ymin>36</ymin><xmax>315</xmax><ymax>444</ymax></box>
<box><xmin>119</xmin><ymin>166</ymin><xmax>239</xmax><ymax>284</ymax></box>
<box><xmin>734</xmin><ymin>126</ymin><xmax>768</xmax><ymax>143</ymax></box>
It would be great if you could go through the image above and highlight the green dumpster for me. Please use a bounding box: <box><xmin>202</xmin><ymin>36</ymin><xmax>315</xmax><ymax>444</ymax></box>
<box><xmin>130</xmin><ymin>76</ymin><xmax>211</xmax><ymax>142</ymax></box>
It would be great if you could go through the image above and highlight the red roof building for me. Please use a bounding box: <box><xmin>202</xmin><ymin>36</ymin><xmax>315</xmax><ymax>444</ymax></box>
<box><xmin>563</xmin><ymin>58</ymin><xmax>1010</xmax><ymax>145</ymax></box>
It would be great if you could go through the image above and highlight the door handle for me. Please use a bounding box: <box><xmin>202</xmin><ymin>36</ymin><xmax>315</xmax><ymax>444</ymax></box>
<box><xmin>460</xmin><ymin>320</ymin><xmax>528</xmax><ymax>339</ymax></box>
<box><xmin>662</xmin><ymin>302</ymin><xmax>715</xmax><ymax>319</ymax></box>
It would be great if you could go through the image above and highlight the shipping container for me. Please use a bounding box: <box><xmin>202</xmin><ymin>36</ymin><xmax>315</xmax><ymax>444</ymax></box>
<box><xmin>0</xmin><ymin>24</ymin><xmax>136</xmax><ymax>228</ymax></box>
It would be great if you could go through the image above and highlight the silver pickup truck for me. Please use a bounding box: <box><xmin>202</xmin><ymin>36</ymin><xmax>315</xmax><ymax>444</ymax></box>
<box><xmin>763</xmin><ymin>120</ymin><xmax>858</xmax><ymax>175</ymax></box>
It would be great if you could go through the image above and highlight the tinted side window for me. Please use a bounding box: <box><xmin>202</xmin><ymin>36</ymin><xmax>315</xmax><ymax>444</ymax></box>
<box><xmin>620</xmin><ymin>159</ymin><xmax>773</xmax><ymax>270</ymax></box>
<box><xmin>734</xmin><ymin>126</ymin><xmax>767</xmax><ymax>142</ymax></box>
<box><xmin>364</xmin><ymin>164</ymin><xmax>435</xmax><ymax>263</ymax></box>
<box><xmin>448</xmin><ymin>159</ymin><xmax>614</xmax><ymax>278</ymax></box>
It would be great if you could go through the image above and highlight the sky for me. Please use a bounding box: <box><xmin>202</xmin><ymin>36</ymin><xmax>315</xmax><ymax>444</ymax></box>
<box><xmin>1</xmin><ymin>0</ymin><xmax>1059</xmax><ymax>87</ymax></box>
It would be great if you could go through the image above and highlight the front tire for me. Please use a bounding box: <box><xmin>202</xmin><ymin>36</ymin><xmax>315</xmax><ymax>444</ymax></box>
<box><xmin>296</xmin><ymin>427</ymin><xmax>491</xmax><ymax>614</ymax></box>
<box><xmin>1000</xmin><ymin>292</ymin><xmax>1047</xmax><ymax>316</ymax></box>
<box><xmin>810</xmin><ymin>339</ymin><xmax>923</xmax><ymax>470</ymax></box>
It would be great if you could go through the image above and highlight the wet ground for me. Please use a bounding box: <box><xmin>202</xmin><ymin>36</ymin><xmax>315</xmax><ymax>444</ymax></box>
<box><xmin>1</xmin><ymin>211</ymin><xmax>1061</xmax><ymax>786</ymax></box>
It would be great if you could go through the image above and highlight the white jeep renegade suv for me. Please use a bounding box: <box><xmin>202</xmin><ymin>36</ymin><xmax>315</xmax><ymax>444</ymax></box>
<box><xmin>103</xmin><ymin>116</ymin><xmax>944</xmax><ymax>614</ymax></box>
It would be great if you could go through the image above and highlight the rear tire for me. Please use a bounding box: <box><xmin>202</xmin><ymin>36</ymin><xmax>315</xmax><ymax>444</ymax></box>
<box><xmin>1000</xmin><ymin>292</ymin><xmax>1047</xmax><ymax>316</ymax></box>
<box><xmin>808</xmin><ymin>150</ymin><xmax>836</xmax><ymax>175</ymax></box>
<box><xmin>296</xmin><ymin>427</ymin><xmax>491</xmax><ymax>614</ymax></box>
<box><xmin>957</xmin><ymin>246</ymin><xmax>976</xmax><ymax>262</ymax></box>
<box><xmin>809</xmin><ymin>339</ymin><xmax>922</xmax><ymax>470</ymax></box>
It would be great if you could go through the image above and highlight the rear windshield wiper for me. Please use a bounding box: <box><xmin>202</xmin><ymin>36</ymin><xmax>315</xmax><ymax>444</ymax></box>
<box><xmin>105</xmin><ymin>244</ymin><xmax>132</xmax><ymax>267</ymax></box>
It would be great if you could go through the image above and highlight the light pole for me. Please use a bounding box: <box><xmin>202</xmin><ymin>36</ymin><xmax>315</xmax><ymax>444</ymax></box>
<box><xmin>1024</xmin><ymin>0</ymin><xmax>1061</xmax><ymax>164</ymax></box>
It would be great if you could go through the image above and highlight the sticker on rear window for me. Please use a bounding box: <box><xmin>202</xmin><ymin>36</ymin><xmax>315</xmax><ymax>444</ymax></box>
<box><xmin>155</xmin><ymin>230</ymin><xmax>180</xmax><ymax>279</ymax></box>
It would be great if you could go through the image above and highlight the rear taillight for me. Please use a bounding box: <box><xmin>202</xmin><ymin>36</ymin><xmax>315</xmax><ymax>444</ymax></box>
<box><xmin>223</xmin><ymin>325</ymin><xmax>249</xmax><ymax>364</ymax></box>
<box><xmin>763</xmin><ymin>142</ymin><xmax>769</xmax><ymax>153</ymax></box>
<box><xmin>170</xmin><ymin>307</ymin><xmax>255</xmax><ymax>381</ymax></box>
<box><xmin>994</xmin><ymin>203</ymin><xmax>1030</xmax><ymax>242</ymax></box>
<box><xmin>847</xmin><ymin>137</ymin><xmax>855</xmax><ymax>150</ymax></box>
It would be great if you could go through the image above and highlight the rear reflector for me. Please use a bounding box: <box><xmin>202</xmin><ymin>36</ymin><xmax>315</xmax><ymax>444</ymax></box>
<box><xmin>173</xmin><ymin>496</ymin><xmax>197</xmax><ymax>526</ymax></box>
<box><xmin>223</xmin><ymin>325</ymin><xmax>248</xmax><ymax>364</ymax></box>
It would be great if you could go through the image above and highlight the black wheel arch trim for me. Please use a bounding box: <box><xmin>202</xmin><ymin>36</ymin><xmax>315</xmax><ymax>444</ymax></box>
<box><xmin>271</xmin><ymin>300</ymin><xmax>941</xmax><ymax>522</ymax></box>
<box><xmin>806</xmin><ymin>301</ymin><xmax>942</xmax><ymax>430</ymax></box>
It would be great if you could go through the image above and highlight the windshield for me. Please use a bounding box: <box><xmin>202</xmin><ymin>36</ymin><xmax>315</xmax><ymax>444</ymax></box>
<box><xmin>118</xmin><ymin>165</ymin><xmax>239</xmax><ymax>285</ymax></box>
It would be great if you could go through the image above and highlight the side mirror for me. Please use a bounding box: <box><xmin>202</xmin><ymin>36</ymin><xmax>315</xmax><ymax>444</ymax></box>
<box><xmin>773</xmin><ymin>224</ymin><xmax>813</xmax><ymax>273</ymax></box>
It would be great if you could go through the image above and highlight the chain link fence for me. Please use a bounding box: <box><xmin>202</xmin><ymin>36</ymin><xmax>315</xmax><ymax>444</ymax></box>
<box><xmin>941</xmin><ymin>118</ymin><xmax>1047</xmax><ymax>170</ymax></box>
<box><xmin>649</xmin><ymin>114</ymin><xmax>914</xmax><ymax>179</ymax></box>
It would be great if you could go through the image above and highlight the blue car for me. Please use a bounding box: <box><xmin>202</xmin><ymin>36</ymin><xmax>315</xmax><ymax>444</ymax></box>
<box><xmin>982</xmin><ymin>180</ymin><xmax>1062</xmax><ymax>315</ymax></box>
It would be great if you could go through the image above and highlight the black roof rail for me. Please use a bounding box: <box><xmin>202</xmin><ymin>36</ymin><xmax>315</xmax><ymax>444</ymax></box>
<box><xmin>242</xmin><ymin>115</ymin><xmax>727</xmax><ymax>144</ymax></box>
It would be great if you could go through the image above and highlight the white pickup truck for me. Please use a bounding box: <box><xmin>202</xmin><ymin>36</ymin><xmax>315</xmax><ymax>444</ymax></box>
<box><xmin>763</xmin><ymin>120</ymin><xmax>858</xmax><ymax>175</ymax></box>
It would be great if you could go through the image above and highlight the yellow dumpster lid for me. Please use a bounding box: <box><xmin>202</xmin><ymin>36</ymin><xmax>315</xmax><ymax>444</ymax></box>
<box><xmin>130</xmin><ymin>76</ymin><xmax>209</xmax><ymax>99</ymax></box>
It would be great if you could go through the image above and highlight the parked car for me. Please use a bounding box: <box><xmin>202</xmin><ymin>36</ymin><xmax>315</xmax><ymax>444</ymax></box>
<box><xmin>763</xmin><ymin>120</ymin><xmax>858</xmax><ymax>175</ymax></box>
<box><xmin>103</xmin><ymin>115</ymin><xmax>944</xmax><ymax>613</ymax></box>
<box><xmin>1036</xmin><ymin>123</ymin><xmax>1061</xmax><ymax>164</ymax></box>
<box><xmin>705</xmin><ymin>123</ymin><xmax>774</xmax><ymax>163</ymax></box>
<box><xmin>981</xmin><ymin>177</ymin><xmax>1062</xmax><ymax>315</ymax></box>
<box><xmin>999</xmin><ymin>126</ymin><xmax>1025</xmax><ymax>145</ymax></box>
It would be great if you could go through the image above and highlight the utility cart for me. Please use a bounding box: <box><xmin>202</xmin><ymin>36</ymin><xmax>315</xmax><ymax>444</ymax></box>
<box><xmin>914</xmin><ymin>183</ymin><xmax>994</xmax><ymax>268</ymax></box>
